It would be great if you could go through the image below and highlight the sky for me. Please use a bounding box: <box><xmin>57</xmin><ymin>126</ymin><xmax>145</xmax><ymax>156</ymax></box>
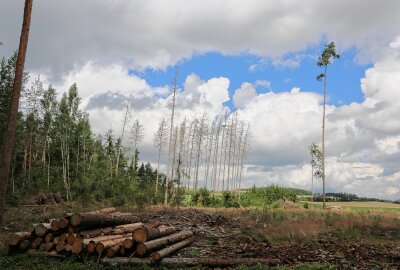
<box><xmin>1</xmin><ymin>0</ymin><xmax>400</xmax><ymax>200</ymax></box>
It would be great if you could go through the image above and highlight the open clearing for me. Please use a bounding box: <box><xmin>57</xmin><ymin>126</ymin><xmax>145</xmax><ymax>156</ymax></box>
<box><xmin>1</xmin><ymin>204</ymin><xmax>400</xmax><ymax>269</ymax></box>
<box><xmin>308</xmin><ymin>201</ymin><xmax>400</xmax><ymax>211</ymax></box>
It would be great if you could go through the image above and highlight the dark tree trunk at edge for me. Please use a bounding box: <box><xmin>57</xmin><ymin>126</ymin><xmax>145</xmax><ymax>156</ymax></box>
<box><xmin>0</xmin><ymin>0</ymin><xmax>33</xmax><ymax>224</ymax></box>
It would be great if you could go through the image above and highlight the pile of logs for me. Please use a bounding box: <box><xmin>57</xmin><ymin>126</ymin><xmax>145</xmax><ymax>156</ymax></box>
<box><xmin>7</xmin><ymin>207</ymin><xmax>194</xmax><ymax>262</ymax></box>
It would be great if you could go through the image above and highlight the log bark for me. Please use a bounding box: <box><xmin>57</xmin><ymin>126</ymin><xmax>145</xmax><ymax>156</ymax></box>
<box><xmin>86</xmin><ymin>207</ymin><xmax>117</xmax><ymax>215</ymax></box>
<box><xmin>8</xmin><ymin>231</ymin><xmax>31</xmax><ymax>246</ymax></box>
<box><xmin>34</xmin><ymin>223</ymin><xmax>51</xmax><ymax>237</ymax></box>
<box><xmin>96</xmin><ymin>237</ymin><xmax>127</xmax><ymax>253</ymax></box>
<box><xmin>106</xmin><ymin>243</ymin><xmax>122</xmax><ymax>258</ymax></box>
<box><xmin>82</xmin><ymin>233</ymin><xmax>130</xmax><ymax>245</ymax></box>
<box><xmin>133</xmin><ymin>226</ymin><xmax>176</xmax><ymax>243</ymax></box>
<box><xmin>70</xmin><ymin>213</ymin><xmax>140</xmax><ymax>227</ymax></box>
<box><xmin>151</xmin><ymin>237</ymin><xmax>194</xmax><ymax>261</ymax></box>
<box><xmin>101</xmin><ymin>257</ymin><xmax>153</xmax><ymax>265</ymax></box>
<box><xmin>50</xmin><ymin>219</ymin><xmax>60</xmax><ymax>231</ymax></box>
<box><xmin>136</xmin><ymin>230</ymin><xmax>193</xmax><ymax>256</ymax></box>
<box><xmin>80</xmin><ymin>222</ymin><xmax>143</xmax><ymax>238</ymax></box>
<box><xmin>58</xmin><ymin>218</ymin><xmax>69</xmax><ymax>229</ymax></box>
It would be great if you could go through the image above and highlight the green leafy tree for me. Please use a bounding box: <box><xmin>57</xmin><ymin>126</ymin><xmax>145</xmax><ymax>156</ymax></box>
<box><xmin>316</xmin><ymin>42</ymin><xmax>340</xmax><ymax>209</ymax></box>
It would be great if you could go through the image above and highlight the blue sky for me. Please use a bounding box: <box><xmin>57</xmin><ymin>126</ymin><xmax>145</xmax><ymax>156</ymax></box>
<box><xmin>131</xmin><ymin>45</ymin><xmax>371</xmax><ymax>109</ymax></box>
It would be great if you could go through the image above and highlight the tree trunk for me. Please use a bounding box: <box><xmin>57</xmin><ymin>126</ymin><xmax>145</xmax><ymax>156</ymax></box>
<box><xmin>151</xmin><ymin>237</ymin><xmax>194</xmax><ymax>261</ymax></box>
<box><xmin>0</xmin><ymin>0</ymin><xmax>33</xmax><ymax>224</ymax></box>
<box><xmin>69</xmin><ymin>212</ymin><xmax>140</xmax><ymax>227</ymax></box>
<box><xmin>136</xmin><ymin>230</ymin><xmax>193</xmax><ymax>256</ymax></box>
<box><xmin>133</xmin><ymin>226</ymin><xmax>176</xmax><ymax>243</ymax></box>
<box><xmin>80</xmin><ymin>222</ymin><xmax>143</xmax><ymax>238</ymax></box>
<box><xmin>107</xmin><ymin>243</ymin><xmax>122</xmax><ymax>257</ymax></box>
<box><xmin>322</xmin><ymin>66</ymin><xmax>327</xmax><ymax>209</ymax></box>
<box><xmin>8</xmin><ymin>232</ymin><xmax>31</xmax><ymax>246</ymax></box>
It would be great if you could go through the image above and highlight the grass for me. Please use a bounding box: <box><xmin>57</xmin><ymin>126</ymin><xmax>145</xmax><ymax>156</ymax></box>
<box><xmin>307</xmin><ymin>201</ymin><xmax>400</xmax><ymax>212</ymax></box>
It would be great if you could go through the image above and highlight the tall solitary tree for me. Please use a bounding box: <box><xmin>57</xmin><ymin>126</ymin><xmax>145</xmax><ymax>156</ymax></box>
<box><xmin>0</xmin><ymin>0</ymin><xmax>33</xmax><ymax>224</ymax></box>
<box><xmin>317</xmin><ymin>41</ymin><xmax>339</xmax><ymax>209</ymax></box>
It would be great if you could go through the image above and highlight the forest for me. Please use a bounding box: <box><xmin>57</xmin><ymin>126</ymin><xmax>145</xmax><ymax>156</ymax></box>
<box><xmin>0</xmin><ymin>52</ymin><xmax>251</xmax><ymax>208</ymax></box>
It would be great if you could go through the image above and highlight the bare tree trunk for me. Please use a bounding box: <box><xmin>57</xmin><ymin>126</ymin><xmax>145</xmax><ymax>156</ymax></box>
<box><xmin>0</xmin><ymin>0</ymin><xmax>33</xmax><ymax>224</ymax></box>
<box><xmin>165</xmin><ymin>69</ymin><xmax>178</xmax><ymax>205</ymax></box>
<box><xmin>115</xmin><ymin>101</ymin><xmax>130</xmax><ymax>176</ymax></box>
<box><xmin>322</xmin><ymin>66</ymin><xmax>327</xmax><ymax>209</ymax></box>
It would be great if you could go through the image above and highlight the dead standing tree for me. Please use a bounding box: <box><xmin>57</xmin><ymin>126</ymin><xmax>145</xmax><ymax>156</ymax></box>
<box><xmin>129</xmin><ymin>119</ymin><xmax>144</xmax><ymax>176</ymax></box>
<box><xmin>153</xmin><ymin>118</ymin><xmax>169</xmax><ymax>195</ymax></box>
<box><xmin>115</xmin><ymin>100</ymin><xmax>130</xmax><ymax>176</ymax></box>
<box><xmin>165</xmin><ymin>69</ymin><xmax>178</xmax><ymax>205</ymax></box>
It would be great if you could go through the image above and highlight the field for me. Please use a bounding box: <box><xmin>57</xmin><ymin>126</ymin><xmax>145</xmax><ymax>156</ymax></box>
<box><xmin>308</xmin><ymin>201</ymin><xmax>400</xmax><ymax>212</ymax></box>
<box><xmin>1</xmin><ymin>203</ymin><xmax>400</xmax><ymax>270</ymax></box>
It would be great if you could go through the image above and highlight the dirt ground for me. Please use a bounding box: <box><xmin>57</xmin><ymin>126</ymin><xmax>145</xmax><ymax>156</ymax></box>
<box><xmin>1</xmin><ymin>205</ymin><xmax>400</xmax><ymax>269</ymax></box>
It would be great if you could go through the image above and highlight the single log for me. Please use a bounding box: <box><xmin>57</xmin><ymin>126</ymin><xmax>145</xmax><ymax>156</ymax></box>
<box><xmin>50</xmin><ymin>219</ymin><xmax>60</xmax><ymax>231</ymax></box>
<box><xmin>123</xmin><ymin>238</ymin><xmax>134</xmax><ymax>249</ymax></box>
<box><xmin>66</xmin><ymin>233</ymin><xmax>76</xmax><ymax>245</ymax></box>
<box><xmin>70</xmin><ymin>213</ymin><xmax>140</xmax><ymax>227</ymax></box>
<box><xmin>161</xmin><ymin>258</ymin><xmax>280</xmax><ymax>267</ymax></box>
<box><xmin>58</xmin><ymin>218</ymin><xmax>69</xmax><ymax>229</ymax></box>
<box><xmin>151</xmin><ymin>237</ymin><xmax>194</xmax><ymax>261</ymax></box>
<box><xmin>107</xmin><ymin>243</ymin><xmax>122</xmax><ymax>257</ymax></box>
<box><xmin>27</xmin><ymin>249</ymin><xmax>66</xmax><ymax>258</ymax></box>
<box><xmin>34</xmin><ymin>223</ymin><xmax>52</xmax><ymax>237</ymax></box>
<box><xmin>59</xmin><ymin>233</ymin><xmax>68</xmax><ymax>242</ymax></box>
<box><xmin>31</xmin><ymin>237</ymin><xmax>43</xmax><ymax>249</ymax></box>
<box><xmin>96</xmin><ymin>237</ymin><xmax>129</xmax><ymax>253</ymax></box>
<box><xmin>19</xmin><ymin>239</ymin><xmax>30</xmax><ymax>250</ymax></box>
<box><xmin>86</xmin><ymin>207</ymin><xmax>118</xmax><ymax>215</ymax></box>
<box><xmin>101</xmin><ymin>257</ymin><xmax>153</xmax><ymax>265</ymax></box>
<box><xmin>80</xmin><ymin>222</ymin><xmax>143</xmax><ymax>238</ymax></box>
<box><xmin>82</xmin><ymin>233</ymin><xmax>131</xmax><ymax>245</ymax></box>
<box><xmin>71</xmin><ymin>239</ymin><xmax>83</xmax><ymax>254</ymax></box>
<box><xmin>45</xmin><ymin>242</ymin><xmax>54</xmax><ymax>252</ymax></box>
<box><xmin>8</xmin><ymin>232</ymin><xmax>31</xmax><ymax>246</ymax></box>
<box><xmin>136</xmin><ymin>231</ymin><xmax>193</xmax><ymax>256</ymax></box>
<box><xmin>44</xmin><ymin>233</ymin><xmax>54</xmax><ymax>243</ymax></box>
<box><xmin>133</xmin><ymin>226</ymin><xmax>176</xmax><ymax>243</ymax></box>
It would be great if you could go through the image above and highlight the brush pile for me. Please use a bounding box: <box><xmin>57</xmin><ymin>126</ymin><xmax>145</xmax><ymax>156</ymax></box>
<box><xmin>7</xmin><ymin>207</ymin><xmax>194</xmax><ymax>262</ymax></box>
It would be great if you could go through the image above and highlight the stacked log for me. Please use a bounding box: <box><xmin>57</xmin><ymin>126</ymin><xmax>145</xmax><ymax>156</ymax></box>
<box><xmin>7</xmin><ymin>207</ymin><xmax>194</xmax><ymax>263</ymax></box>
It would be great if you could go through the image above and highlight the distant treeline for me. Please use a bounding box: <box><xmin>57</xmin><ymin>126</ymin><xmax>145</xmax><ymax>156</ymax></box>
<box><xmin>311</xmin><ymin>192</ymin><xmax>398</xmax><ymax>203</ymax></box>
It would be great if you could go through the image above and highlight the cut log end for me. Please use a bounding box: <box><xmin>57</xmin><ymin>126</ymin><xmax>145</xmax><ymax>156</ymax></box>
<box><xmin>132</xmin><ymin>228</ymin><xmax>147</xmax><ymax>243</ymax></box>
<box><xmin>123</xmin><ymin>239</ymin><xmax>134</xmax><ymax>249</ymax></box>
<box><xmin>71</xmin><ymin>240</ymin><xmax>83</xmax><ymax>254</ymax></box>
<box><xmin>136</xmin><ymin>243</ymin><xmax>147</xmax><ymax>256</ymax></box>
<box><xmin>87</xmin><ymin>241</ymin><xmax>96</xmax><ymax>253</ymax></box>
<box><xmin>95</xmin><ymin>243</ymin><xmax>105</xmax><ymax>254</ymax></box>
